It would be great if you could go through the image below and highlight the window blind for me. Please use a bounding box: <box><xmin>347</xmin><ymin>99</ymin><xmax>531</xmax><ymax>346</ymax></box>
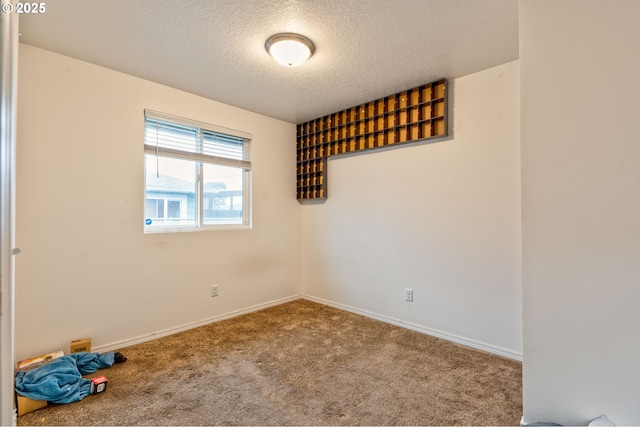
<box><xmin>144</xmin><ymin>110</ymin><xmax>252</xmax><ymax>169</ymax></box>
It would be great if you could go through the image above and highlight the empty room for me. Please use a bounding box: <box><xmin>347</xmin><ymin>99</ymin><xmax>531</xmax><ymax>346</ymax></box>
<box><xmin>1</xmin><ymin>0</ymin><xmax>639</xmax><ymax>426</ymax></box>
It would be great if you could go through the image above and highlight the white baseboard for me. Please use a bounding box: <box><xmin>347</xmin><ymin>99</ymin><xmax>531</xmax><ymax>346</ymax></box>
<box><xmin>93</xmin><ymin>295</ymin><xmax>301</xmax><ymax>354</ymax></box>
<box><xmin>94</xmin><ymin>293</ymin><xmax>522</xmax><ymax>362</ymax></box>
<box><xmin>302</xmin><ymin>294</ymin><xmax>523</xmax><ymax>361</ymax></box>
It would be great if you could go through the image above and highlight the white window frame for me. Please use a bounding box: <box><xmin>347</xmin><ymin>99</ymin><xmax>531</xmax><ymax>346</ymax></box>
<box><xmin>144</xmin><ymin>110</ymin><xmax>252</xmax><ymax>233</ymax></box>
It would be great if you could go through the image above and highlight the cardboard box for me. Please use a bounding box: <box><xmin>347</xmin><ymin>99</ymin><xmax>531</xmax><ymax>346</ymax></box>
<box><xmin>70</xmin><ymin>337</ymin><xmax>92</xmax><ymax>354</ymax></box>
<box><xmin>16</xmin><ymin>394</ymin><xmax>47</xmax><ymax>416</ymax></box>
<box><xmin>16</xmin><ymin>350</ymin><xmax>65</xmax><ymax>372</ymax></box>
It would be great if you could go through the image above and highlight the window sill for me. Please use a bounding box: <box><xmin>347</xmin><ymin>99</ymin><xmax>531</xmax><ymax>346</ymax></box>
<box><xmin>144</xmin><ymin>224</ymin><xmax>251</xmax><ymax>234</ymax></box>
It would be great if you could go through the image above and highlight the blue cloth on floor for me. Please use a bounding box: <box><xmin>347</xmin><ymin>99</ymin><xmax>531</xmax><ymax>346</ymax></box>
<box><xmin>69</xmin><ymin>351</ymin><xmax>114</xmax><ymax>375</ymax></box>
<box><xmin>15</xmin><ymin>352</ymin><xmax>114</xmax><ymax>404</ymax></box>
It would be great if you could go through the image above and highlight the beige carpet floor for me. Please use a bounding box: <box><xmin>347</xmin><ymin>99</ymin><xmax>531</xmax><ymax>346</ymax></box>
<box><xmin>17</xmin><ymin>299</ymin><xmax>522</xmax><ymax>426</ymax></box>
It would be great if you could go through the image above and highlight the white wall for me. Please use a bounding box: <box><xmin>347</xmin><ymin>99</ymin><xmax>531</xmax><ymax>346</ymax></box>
<box><xmin>15</xmin><ymin>45</ymin><xmax>300</xmax><ymax>360</ymax></box>
<box><xmin>301</xmin><ymin>61</ymin><xmax>522</xmax><ymax>359</ymax></box>
<box><xmin>521</xmin><ymin>1</ymin><xmax>640</xmax><ymax>425</ymax></box>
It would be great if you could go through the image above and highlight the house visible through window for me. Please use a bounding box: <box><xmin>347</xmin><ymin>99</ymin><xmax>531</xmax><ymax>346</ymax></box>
<box><xmin>145</xmin><ymin>198</ymin><xmax>182</xmax><ymax>221</ymax></box>
<box><xmin>146</xmin><ymin>199</ymin><xmax>164</xmax><ymax>219</ymax></box>
<box><xmin>144</xmin><ymin>110</ymin><xmax>252</xmax><ymax>232</ymax></box>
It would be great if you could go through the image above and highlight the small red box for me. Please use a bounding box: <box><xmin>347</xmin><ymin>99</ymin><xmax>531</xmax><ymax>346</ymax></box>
<box><xmin>90</xmin><ymin>375</ymin><xmax>108</xmax><ymax>394</ymax></box>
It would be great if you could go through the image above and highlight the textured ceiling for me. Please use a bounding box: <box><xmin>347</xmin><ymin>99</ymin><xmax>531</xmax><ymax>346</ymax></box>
<box><xmin>18</xmin><ymin>0</ymin><xmax>518</xmax><ymax>124</ymax></box>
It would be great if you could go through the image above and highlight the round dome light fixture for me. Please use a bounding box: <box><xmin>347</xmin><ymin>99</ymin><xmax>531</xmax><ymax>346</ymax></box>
<box><xmin>265</xmin><ymin>33</ymin><xmax>315</xmax><ymax>67</ymax></box>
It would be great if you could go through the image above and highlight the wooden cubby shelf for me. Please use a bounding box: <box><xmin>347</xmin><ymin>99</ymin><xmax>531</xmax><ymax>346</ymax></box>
<box><xmin>296</xmin><ymin>78</ymin><xmax>448</xmax><ymax>201</ymax></box>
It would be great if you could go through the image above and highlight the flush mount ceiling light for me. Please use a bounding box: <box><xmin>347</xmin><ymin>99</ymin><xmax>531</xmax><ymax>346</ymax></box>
<box><xmin>265</xmin><ymin>33</ymin><xmax>315</xmax><ymax>67</ymax></box>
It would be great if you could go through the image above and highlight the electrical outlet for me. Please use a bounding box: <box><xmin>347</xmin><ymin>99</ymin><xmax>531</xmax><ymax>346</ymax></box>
<box><xmin>405</xmin><ymin>288</ymin><xmax>413</xmax><ymax>302</ymax></box>
<box><xmin>211</xmin><ymin>285</ymin><xmax>219</xmax><ymax>297</ymax></box>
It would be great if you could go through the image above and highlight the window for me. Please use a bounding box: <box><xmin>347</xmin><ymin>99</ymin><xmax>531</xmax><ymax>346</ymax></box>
<box><xmin>145</xmin><ymin>199</ymin><xmax>182</xmax><ymax>221</ymax></box>
<box><xmin>144</xmin><ymin>110</ymin><xmax>252</xmax><ymax>232</ymax></box>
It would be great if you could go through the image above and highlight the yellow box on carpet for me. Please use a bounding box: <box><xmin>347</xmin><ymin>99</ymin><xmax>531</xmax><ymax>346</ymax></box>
<box><xmin>16</xmin><ymin>350</ymin><xmax>65</xmax><ymax>372</ymax></box>
<box><xmin>70</xmin><ymin>337</ymin><xmax>92</xmax><ymax>354</ymax></box>
<box><xmin>16</xmin><ymin>394</ymin><xmax>47</xmax><ymax>416</ymax></box>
